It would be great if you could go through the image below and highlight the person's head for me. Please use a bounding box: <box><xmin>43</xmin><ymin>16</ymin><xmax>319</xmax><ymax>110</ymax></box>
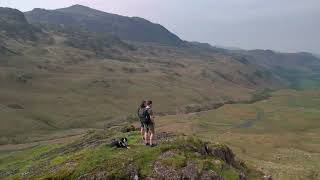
<box><xmin>140</xmin><ymin>100</ymin><xmax>146</xmax><ymax>108</ymax></box>
<box><xmin>147</xmin><ymin>100</ymin><xmax>153</xmax><ymax>107</ymax></box>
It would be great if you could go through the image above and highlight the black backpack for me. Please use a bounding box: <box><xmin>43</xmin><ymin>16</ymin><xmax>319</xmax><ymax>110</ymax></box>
<box><xmin>137</xmin><ymin>108</ymin><xmax>151</xmax><ymax>124</ymax></box>
<box><xmin>110</xmin><ymin>137</ymin><xmax>128</xmax><ymax>148</ymax></box>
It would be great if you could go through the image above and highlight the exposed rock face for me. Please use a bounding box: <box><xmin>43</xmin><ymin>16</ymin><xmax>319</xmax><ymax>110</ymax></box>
<box><xmin>79</xmin><ymin>164</ymin><xmax>140</xmax><ymax>180</ymax></box>
<box><xmin>239</xmin><ymin>172</ymin><xmax>248</xmax><ymax>180</ymax></box>
<box><xmin>181</xmin><ymin>161</ymin><xmax>200</xmax><ymax>179</ymax></box>
<box><xmin>205</xmin><ymin>143</ymin><xmax>236</xmax><ymax>166</ymax></box>
<box><xmin>149</xmin><ymin>160</ymin><xmax>225</xmax><ymax>180</ymax></box>
<box><xmin>200</xmin><ymin>170</ymin><xmax>224</xmax><ymax>180</ymax></box>
<box><xmin>147</xmin><ymin>143</ymin><xmax>231</xmax><ymax>180</ymax></box>
<box><xmin>125</xmin><ymin>164</ymin><xmax>140</xmax><ymax>180</ymax></box>
<box><xmin>78</xmin><ymin>171</ymin><xmax>108</xmax><ymax>180</ymax></box>
<box><xmin>151</xmin><ymin>161</ymin><xmax>182</xmax><ymax>180</ymax></box>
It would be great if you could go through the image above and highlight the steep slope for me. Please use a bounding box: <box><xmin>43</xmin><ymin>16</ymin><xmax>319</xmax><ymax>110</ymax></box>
<box><xmin>1</xmin><ymin>6</ymin><xmax>320</xmax><ymax>145</ymax></box>
<box><xmin>0</xmin><ymin>7</ymin><xmax>38</xmax><ymax>41</ymax></box>
<box><xmin>229</xmin><ymin>49</ymin><xmax>320</xmax><ymax>89</ymax></box>
<box><xmin>25</xmin><ymin>5</ymin><xmax>183</xmax><ymax>46</ymax></box>
<box><xmin>235</xmin><ymin>49</ymin><xmax>320</xmax><ymax>71</ymax></box>
<box><xmin>0</xmin><ymin>8</ymin><xmax>271</xmax><ymax>142</ymax></box>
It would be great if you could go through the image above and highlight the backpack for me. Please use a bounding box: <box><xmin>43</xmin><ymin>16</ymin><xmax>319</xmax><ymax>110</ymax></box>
<box><xmin>137</xmin><ymin>107</ymin><xmax>151</xmax><ymax>124</ymax></box>
<box><xmin>110</xmin><ymin>137</ymin><xmax>128</xmax><ymax>148</ymax></box>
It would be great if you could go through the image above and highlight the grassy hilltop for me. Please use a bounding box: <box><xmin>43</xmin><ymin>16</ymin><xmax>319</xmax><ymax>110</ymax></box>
<box><xmin>0</xmin><ymin>129</ymin><xmax>264</xmax><ymax>180</ymax></box>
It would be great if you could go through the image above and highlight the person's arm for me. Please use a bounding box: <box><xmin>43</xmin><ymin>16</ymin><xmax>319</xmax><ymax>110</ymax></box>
<box><xmin>149</xmin><ymin>109</ymin><xmax>155</xmax><ymax>123</ymax></box>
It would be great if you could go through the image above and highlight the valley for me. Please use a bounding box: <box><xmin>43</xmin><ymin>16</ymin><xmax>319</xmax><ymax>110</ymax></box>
<box><xmin>157</xmin><ymin>89</ymin><xmax>320</xmax><ymax>180</ymax></box>
<box><xmin>0</xmin><ymin>4</ymin><xmax>320</xmax><ymax>180</ymax></box>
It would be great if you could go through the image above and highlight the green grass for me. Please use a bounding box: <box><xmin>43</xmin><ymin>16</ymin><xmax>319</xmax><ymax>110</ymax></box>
<box><xmin>1</xmin><ymin>130</ymin><xmax>256</xmax><ymax>179</ymax></box>
<box><xmin>0</xmin><ymin>144</ymin><xmax>61</xmax><ymax>179</ymax></box>
<box><xmin>220</xmin><ymin>168</ymin><xmax>239</xmax><ymax>180</ymax></box>
<box><xmin>157</xmin><ymin>89</ymin><xmax>320</xmax><ymax>180</ymax></box>
<box><xmin>40</xmin><ymin>131</ymin><xmax>164</xmax><ymax>178</ymax></box>
<box><xmin>160</xmin><ymin>153</ymin><xmax>187</xmax><ymax>168</ymax></box>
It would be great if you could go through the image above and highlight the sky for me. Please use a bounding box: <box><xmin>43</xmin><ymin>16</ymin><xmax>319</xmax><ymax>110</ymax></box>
<box><xmin>0</xmin><ymin>0</ymin><xmax>319</xmax><ymax>54</ymax></box>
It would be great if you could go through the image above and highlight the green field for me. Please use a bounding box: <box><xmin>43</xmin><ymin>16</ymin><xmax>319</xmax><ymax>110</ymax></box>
<box><xmin>157</xmin><ymin>90</ymin><xmax>320</xmax><ymax>180</ymax></box>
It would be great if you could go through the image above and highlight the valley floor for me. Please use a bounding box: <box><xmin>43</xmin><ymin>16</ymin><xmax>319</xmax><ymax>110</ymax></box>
<box><xmin>157</xmin><ymin>89</ymin><xmax>320</xmax><ymax>180</ymax></box>
<box><xmin>1</xmin><ymin>89</ymin><xmax>319</xmax><ymax>180</ymax></box>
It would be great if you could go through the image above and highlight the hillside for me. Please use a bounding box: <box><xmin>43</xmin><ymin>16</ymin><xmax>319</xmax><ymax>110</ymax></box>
<box><xmin>0</xmin><ymin>7</ymin><xmax>38</xmax><ymax>41</ymax></box>
<box><xmin>0</xmin><ymin>128</ymin><xmax>265</xmax><ymax>179</ymax></box>
<box><xmin>1</xmin><ymin>6</ymin><xmax>320</xmax><ymax>145</ymax></box>
<box><xmin>25</xmin><ymin>5</ymin><xmax>183</xmax><ymax>46</ymax></box>
<box><xmin>233</xmin><ymin>50</ymin><xmax>320</xmax><ymax>71</ymax></box>
<box><xmin>1</xmin><ymin>5</ymin><xmax>320</xmax><ymax>180</ymax></box>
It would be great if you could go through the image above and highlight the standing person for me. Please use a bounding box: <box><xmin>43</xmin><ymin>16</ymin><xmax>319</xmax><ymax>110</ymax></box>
<box><xmin>137</xmin><ymin>100</ymin><xmax>146</xmax><ymax>140</ymax></box>
<box><xmin>144</xmin><ymin>100</ymin><xmax>156</xmax><ymax>147</ymax></box>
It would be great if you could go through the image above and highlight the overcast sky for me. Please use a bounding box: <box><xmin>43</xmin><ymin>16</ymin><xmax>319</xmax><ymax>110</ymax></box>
<box><xmin>1</xmin><ymin>0</ymin><xmax>319</xmax><ymax>54</ymax></box>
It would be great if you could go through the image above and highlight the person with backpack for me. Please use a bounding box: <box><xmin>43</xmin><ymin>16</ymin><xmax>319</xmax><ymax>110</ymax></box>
<box><xmin>144</xmin><ymin>100</ymin><xmax>155</xmax><ymax>147</ymax></box>
<box><xmin>137</xmin><ymin>100</ymin><xmax>147</xmax><ymax>140</ymax></box>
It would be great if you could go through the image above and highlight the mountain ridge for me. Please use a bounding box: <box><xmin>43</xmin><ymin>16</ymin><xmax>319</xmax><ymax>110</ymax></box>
<box><xmin>25</xmin><ymin>5</ymin><xmax>183</xmax><ymax>46</ymax></box>
<box><xmin>0</xmin><ymin>5</ymin><xmax>319</xmax><ymax>180</ymax></box>
<box><xmin>1</xmin><ymin>6</ymin><xmax>320</xmax><ymax>145</ymax></box>
<box><xmin>0</xmin><ymin>7</ymin><xmax>39</xmax><ymax>41</ymax></box>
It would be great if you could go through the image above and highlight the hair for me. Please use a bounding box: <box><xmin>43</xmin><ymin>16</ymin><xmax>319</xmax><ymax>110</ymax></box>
<box><xmin>147</xmin><ymin>100</ymin><xmax>152</xmax><ymax>105</ymax></box>
<box><xmin>140</xmin><ymin>100</ymin><xmax>146</xmax><ymax>108</ymax></box>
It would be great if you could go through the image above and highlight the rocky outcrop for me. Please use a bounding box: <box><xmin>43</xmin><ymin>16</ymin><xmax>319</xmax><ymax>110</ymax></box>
<box><xmin>205</xmin><ymin>143</ymin><xmax>236</xmax><ymax>166</ymax></box>
<box><xmin>149</xmin><ymin>158</ymin><xmax>225</xmax><ymax>180</ymax></box>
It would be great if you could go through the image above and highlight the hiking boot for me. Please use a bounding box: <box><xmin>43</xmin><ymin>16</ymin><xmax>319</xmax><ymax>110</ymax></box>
<box><xmin>150</xmin><ymin>144</ymin><xmax>156</xmax><ymax>147</ymax></box>
<box><xmin>145</xmin><ymin>143</ymin><xmax>150</xmax><ymax>146</ymax></box>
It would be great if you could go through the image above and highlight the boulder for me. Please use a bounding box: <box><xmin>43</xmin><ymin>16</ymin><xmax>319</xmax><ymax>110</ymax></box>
<box><xmin>205</xmin><ymin>143</ymin><xmax>236</xmax><ymax>166</ymax></box>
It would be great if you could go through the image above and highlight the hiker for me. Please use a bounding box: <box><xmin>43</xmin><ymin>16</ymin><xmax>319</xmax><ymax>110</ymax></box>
<box><xmin>144</xmin><ymin>100</ymin><xmax>156</xmax><ymax>147</ymax></box>
<box><xmin>137</xmin><ymin>100</ymin><xmax>147</xmax><ymax>140</ymax></box>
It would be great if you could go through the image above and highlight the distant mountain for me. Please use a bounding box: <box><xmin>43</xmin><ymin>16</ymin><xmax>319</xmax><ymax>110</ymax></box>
<box><xmin>234</xmin><ymin>49</ymin><xmax>320</xmax><ymax>70</ymax></box>
<box><xmin>185</xmin><ymin>41</ymin><xmax>227</xmax><ymax>54</ymax></box>
<box><xmin>215</xmin><ymin>45</ymin><xmax>244</xmax><ymax>51</ymax></box>
<box><xmin>25</xmin><ymin>5</ymin><xmax>183</xmax><ymax>46</ymax></box>
<box><xmin>1</xmin><ymin>6</ymin><xmax>320</xmax><ymax>146</ymax></box>
<box><xmin>0</xmin><ymin>6</ymin><xmax>135</xmax><ymax>58</ymax></box>
<box><xmin>0</xmin><ymin>7</ymin><xmax>38</xmax><ymax>40</ymax></box>
<box><xmin>43</xmin><ymin>24</ymin><xmax>136</xmax><ymax>58</ymax></box>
